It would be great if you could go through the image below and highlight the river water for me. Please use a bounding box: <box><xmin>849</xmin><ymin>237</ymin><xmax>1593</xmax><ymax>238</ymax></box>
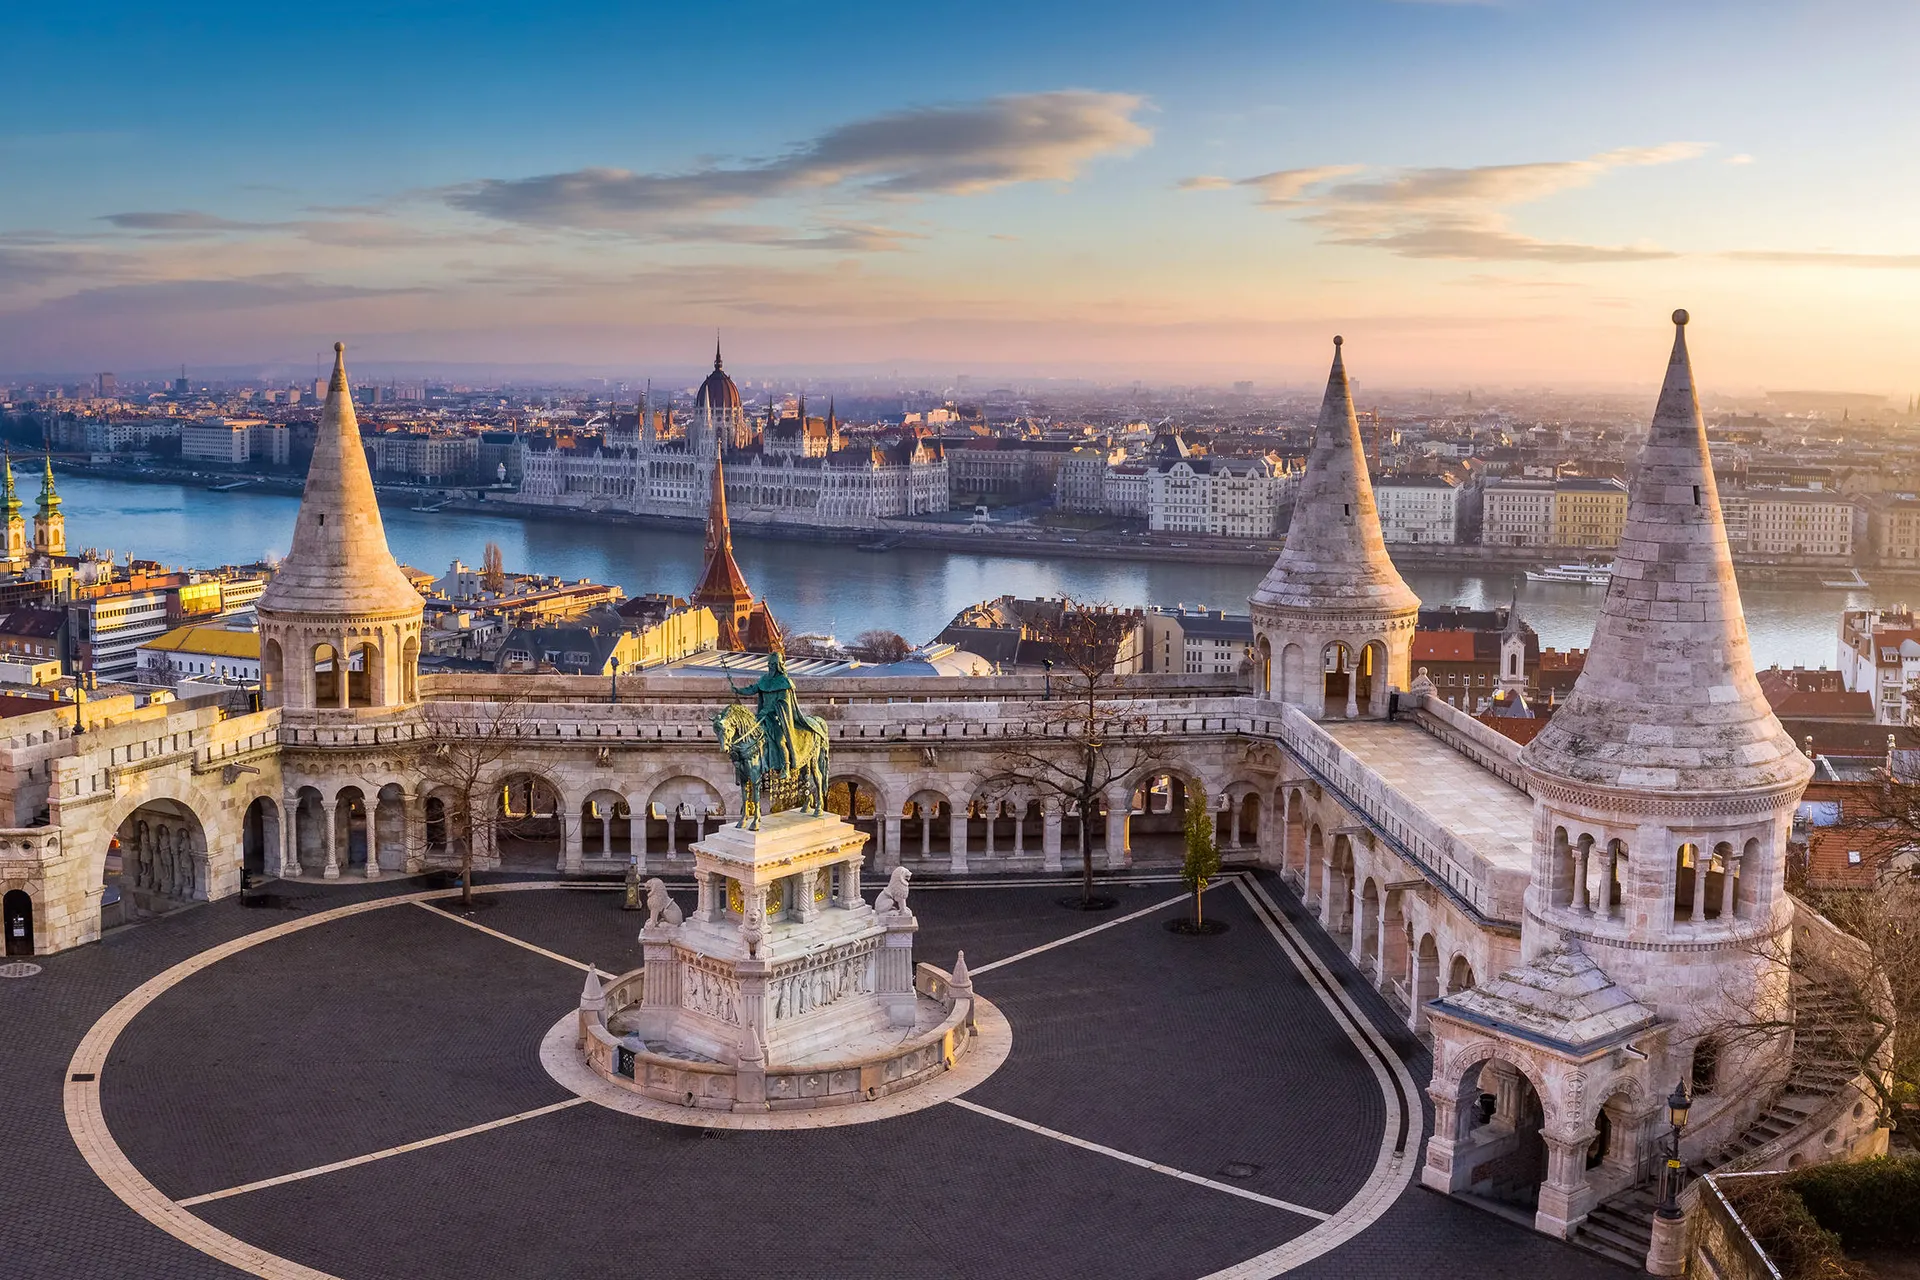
<box><xmin>39</xmin><ymin>471</ymin><xmax>1875</xmax><ymax>670</ymax></box>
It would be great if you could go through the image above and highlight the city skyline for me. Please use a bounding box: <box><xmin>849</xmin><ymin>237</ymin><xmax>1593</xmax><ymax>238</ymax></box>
<box><xmin>5</xmin><ymin>1</ymin><xmax>1918</xmax><ymax>391</ymax></box>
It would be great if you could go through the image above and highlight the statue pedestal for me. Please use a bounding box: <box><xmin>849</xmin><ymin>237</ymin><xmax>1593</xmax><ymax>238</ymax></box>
<box><xmin>623</xmin><ymin>810</ymin><xmax>922</xmax><ymax>1068</ymax></box>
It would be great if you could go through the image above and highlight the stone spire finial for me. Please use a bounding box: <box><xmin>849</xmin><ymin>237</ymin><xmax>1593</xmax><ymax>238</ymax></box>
<box><xmin>255</xmin><ymin>341</ymin><xmax>423</xmax><ymax>618</ymax></box>
<box><xmin>714</xmin><ymin>333</ymin><xmax>724</xmax><ymax>371</ymax></box>
<box><xmin>1</xmin><ymin>454</ymin><xmax>19</xmax><ymax>524</ymax></box>
<box><xmin>949</xmin><ymin>949</ymin><xmax>973</xmax><ymax>994</ymax></box>
<box><xmin>1249</xmin><ymin>335</ymin><xmax>1419</xmax><ymax>614</ymax></box>
<box><xmin>1522</xmin><ymin>312</ymin><xmax>1810</xmax><ymax>796</ymax></box>
<box><xmin>580</xmin><ymin>964</ymin><xmax>605</xmax><ymax>1009</ymax></box>
<box><xmin>37</xmin><ymin>452</ymin><xmax>59</xmax><ymax>514</ymax></box>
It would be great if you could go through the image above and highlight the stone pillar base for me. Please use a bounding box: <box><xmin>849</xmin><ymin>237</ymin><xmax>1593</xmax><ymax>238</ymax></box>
<box><xmin>1646</xmin><ymin>1210</ymin><xmax>1686</xmax><ymax>1276</ymax></box>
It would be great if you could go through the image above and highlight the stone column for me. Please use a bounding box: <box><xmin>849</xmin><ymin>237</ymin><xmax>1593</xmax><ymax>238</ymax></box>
<box><xmin>1407</xmin><ymin>948</ymin><xmax>1429</xmax><ymax>1034</ymax></box>
<box><xmin>1012</xmin><ymin>813</ymin><xmax>1026</xmax><ymax>859</ymax></box>
<box><xmin>919</xmin><ymin>812</ymin><xmax>932</xmax><ymax>858</ymax></box>
<box><xmin>1646</xmin><ymin>1210</ymin><xmax>1687</xmax><ymax>1276</ymax></box>
<box><xmin>882</xmin><ymin>815</ymin><xmax>901</xmax><ymax>870</ymax></box>
<box><xmin>1042</xmin><ymin>805</ymin><xmax>1063</xmax><ymax>873</ymax></box>
<box><xmin>1348</xmin><ymin>882</ymin><xmax>1366</xmax><ymax>964</ymax></box>
<box><xmin>948</xmin><ymin>811</ymin><xmax>968</xmax><ymax>874</ymax></box>
<box><xmin>733</xmin><ymin>955</ymin><xmax>769</xmax><ymax>1106</ymax></box>
<box><xmin>1534</xmin><ymin>1131</ymin><xmax>1596</xmax><ymax>1238</ymax></box>
<box><xmin>1104</xmin><ymin>789</ymin><xmax>1131</xmax><ymax>870</ymax></box>
<box><xmin>402</xmin><ymin>792</ymin><xmax>425</xmax><ymax>873</ymax></box>
<box><xmin>983</xmin><ymin>805</ymin><xmax>996</xmax><ymax>859</ymax></box>
<box><xmin>665</xmin><ymin>807</ymin><xmax>679</xmax><ymax>860</ymax></box>
<box><xmin>1603</xmin><ymin>843</ymin><xmax>1620</xmax><ymax>919</ymax></box>
<box><xmin>1720</xmin><ymin>850</ymin><xmax>1740</xmax><ymax>918</ymax></box>
<box><xmin>321</xmin><ymin>797</ymin><xmax>340</xmax><ymax>879</ymax></box>
<box><xmin>1277</xmin><ymin>792</ymin><xmax>1291</xmax><ymax>876</ymax></box>
<box><xmin>1574</xmin><ymin>841</ymin><xmax>1591</xmax><ymax>913</ymax></box>
<box><xmin>363</xmin><ymin>805</ymin><xmax>382</xmax><ymax>878</ymax></box>
<box><xmin>562</xmin><ymin>807</ymin><xmax>584</xmax><ymax>874</ymax></box>
<box><xmin>1229</xmin><ymin>801</ymin><xmax>1242</xmax><ymax>851</ymax></box>
<box><xmin>1690</xmin><ymin>852</ymin><xmax>1709</xmax><ymax>922</ymax></box>
<box><xmin>1419</xmin><ymin>1091</ymin><xmax>1462</xmax><ymax>1193</ymax></box>
<box><xmin>842</xmin><ymin>858</ymin><xmax>863</xmax><ymax>907</ymax></box>
<box><xmin>279</xmin><ymin>798</ymin><xmax>301</xmax><ymax>878</ymax></box>
<box><xmin>336</xmin><ymin>642</ymin><xmax>349</xmax><ymax>710</ymax></box>
<box><xmin>875</xmin><ymin>910</ymin><xmax>919</xmax><ymax>1026</ymax></box>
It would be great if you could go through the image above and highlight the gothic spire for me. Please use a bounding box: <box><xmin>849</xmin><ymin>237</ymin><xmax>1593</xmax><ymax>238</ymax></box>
<box><xmin>2</xmin><ymin>455</ymin><xmax>19</xmax><ymax>524</ymax></box>
<box><xmin>1523</xmin><ymin>311</ymin><xmax>1809</xmax><ymax>795</ymax></box>
<box><xmin>691</xmin><ymin>434</ymin><xmax>753</xmax><ymax>617</ymax></box>
<box><xmin>37</xmin><ymin>452</ymin><xmax>59</xmax><ymax>515</ymax></box>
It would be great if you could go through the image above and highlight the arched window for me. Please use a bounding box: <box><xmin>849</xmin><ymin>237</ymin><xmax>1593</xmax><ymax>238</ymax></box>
<box><xmin>1691</xmin><ymin>1038</ymin><xmax>1719</xmax><ymax>1095</ymax></box>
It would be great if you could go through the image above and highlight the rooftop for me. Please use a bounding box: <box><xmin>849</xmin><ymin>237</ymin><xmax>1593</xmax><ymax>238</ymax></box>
<box><xmin>1319</xmin><ymin>718</ymin><xmax>1535</xmax><ymax>879</ymax></box>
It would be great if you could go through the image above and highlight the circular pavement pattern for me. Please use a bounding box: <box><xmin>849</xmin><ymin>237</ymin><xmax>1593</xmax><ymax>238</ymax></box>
<box><xmin>64</xmin><ymin>875</ymin><xmax>1431</xmax><ymax>1279</ymax></box>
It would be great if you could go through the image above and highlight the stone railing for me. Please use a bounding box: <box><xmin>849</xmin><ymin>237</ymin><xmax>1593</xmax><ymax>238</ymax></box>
<box><xmin>1275</xmin><ymin>702</ymin><xmax>1518</xmax><ymax>926</ymax></box>
<box><xmin>581</xmin><ymin>961</ymin><xmax>975</xmax><ymax>1112</ymax></box>
<box><xmin>1686</xmin><ymin>1173</ymin><xmax>1786</xmax><ymax>1280</ymax></box>
<box><xmin>420</xmin><ymin>670</ymin><xmax>1247</xmax><ymax>708</ymax></box>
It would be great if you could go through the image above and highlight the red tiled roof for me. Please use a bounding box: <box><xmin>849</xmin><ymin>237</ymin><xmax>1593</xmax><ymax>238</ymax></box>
<box><xmin>1765</xmin><ymin>688</ymin><xmax>1874</xmax><ymax>720</ymax></box>
<box><xmin>1412</xmin><ymin>631</ymin><xmax>1476</xmax><ymax>663</ymax></box>
<box><xmin>1805</xmin><ymin>825</ymin><xmax>1909</xmax><ymax>890</ymax></box>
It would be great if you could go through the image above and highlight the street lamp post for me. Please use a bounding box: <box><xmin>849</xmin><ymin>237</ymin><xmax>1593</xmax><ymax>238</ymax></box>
<box><xmin>1656</xmin><ymin>1080</ymin><xmax>1693</xmax><ymax>1221</ymax></box>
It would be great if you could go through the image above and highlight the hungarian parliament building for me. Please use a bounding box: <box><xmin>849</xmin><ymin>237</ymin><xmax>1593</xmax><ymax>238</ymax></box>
<box><xmin>516</xmin><ymin>347</ymin><xmax>949</xmax><ymax>529</ymax></box>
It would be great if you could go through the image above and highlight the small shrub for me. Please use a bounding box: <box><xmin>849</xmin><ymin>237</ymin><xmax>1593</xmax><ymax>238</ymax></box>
<box><xmin>1723</xmin><ymin>1177</ymin><xmax>1856</xmax><ymax>1280</ymax></box>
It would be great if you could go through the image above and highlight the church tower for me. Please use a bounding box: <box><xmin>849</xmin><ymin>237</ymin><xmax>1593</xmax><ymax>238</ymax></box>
<box><xmin>1249</xmin><ymin>336</ymin><xmax>1419</xmax><ymax>717</ymax></box>
<box><xmin>256</xmin><ymin>343</ymin><xmax>424</xmax><ymax>712</ymax></box>
<box><xmin>690</xmin><ymin>440</ymin><xmax>780</xmax><ymax>652</ymax></box>
<box><xmin>33</xmin><ymin>454</ymin><xmax>64</xmax><ymax>557</ymax></box>
<box><xmin>1</xmin><ymin>456</ymin><xmax>27</xmax><ymax>568</ymax></box>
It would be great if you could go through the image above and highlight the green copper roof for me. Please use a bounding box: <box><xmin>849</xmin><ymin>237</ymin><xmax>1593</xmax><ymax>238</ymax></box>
<box><xmin>37</xmin><ymin>454</ymin><xmax>59</xmax><ymax>514</ymax></box>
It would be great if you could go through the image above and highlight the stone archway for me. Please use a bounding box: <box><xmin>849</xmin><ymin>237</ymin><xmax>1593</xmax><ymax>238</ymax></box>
<box><xmin>335</xmin><ymin>786</ymin><xmax>371</xmax><ymax>876</ymax></box>
<box><xmin>902</xmin><ymin>790</ymin><xmax>951</xmax><ymax>862</ymax></box>
<box><xmin>1443</xmin><ymin>1056</ymin><xmax>1552</xmax><ymax>1212</ymax></box>
<box><xmin>1448</xmin><ymin>954</ymin><xmax>1476</xmax><ymax>995</ymax></box>
<box><xmin>242</xmin><ymin>796</ymin><xmax>279</xmax><ymax>878</ymax></box>
<box><xmin>1324</xmin><ymin>834</ymin><xmax>1355</xmax><ymax>937</ymax></box>
<box><xmin>1359</xmin><ymin>878</ymin><xmax>1381</xmax><ymax>975</ymax></box>
<box><xmin>1411</xmin><ymin>933</ymin><xmax>1441</xmax><ymax>1033</ymax></box>
<box><xmin>646</xmin><ymin>776</ymin><xmax>724</xmax><ymax>862</ymax></box>
<box><xmin>374</xmin><ymin>785</ymin><xmax>410</xmax><ymax>873</ymax></box>
<box><xmin>580</xmin><ymin>790</ymin><xmax>632</xmax><ymax>862</ymax></box>
<box><xmin>494</xmin><ymin>772</ymin><xmax>564</xmax><ymax>870</ymax></box>
<box><xmin>3</xmin><ymin>888</ymin><xmax>32</xmax><ymax>956</ymax></box>
<box><xmin>108</xmin><ymin>799</ymin><xmax>210</xmax><ymax>922</ymax></box>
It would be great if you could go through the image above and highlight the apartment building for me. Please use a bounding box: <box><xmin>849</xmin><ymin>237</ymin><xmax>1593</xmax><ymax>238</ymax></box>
<box><xmin>1481</xmin><ymin>477</ymin><xmax>1556</xmax><ymax>547</ymax></box>
<box><xmin>1550</xmin><ymin>477</ymin><xmax>1629</xmax><ymax>548</ymax></box>
<box><xmin>1374</xmin><ymin>475</ymin><xmax>1467</xmax><ymax>544</ymax></box>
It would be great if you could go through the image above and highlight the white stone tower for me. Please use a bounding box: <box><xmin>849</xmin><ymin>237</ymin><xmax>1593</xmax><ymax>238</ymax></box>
<box><xmin>256</xmin><ymin>343</ymin><xmax>424</xmax><ymax>712</ymax></box>
<box><xmin>1421</xmin><ymin>313</ymin><xmax>1815</xmax><ymax>1238</ymax></box>
<box><xmin>33</xmin><ymin>454</ymin><xmax>64</xmax><ymax>558</ymax></box>
<box><xmin>1250</xmin><ymin>336</ymin><xmax>1419</xmax><ymax>717</ymax></box>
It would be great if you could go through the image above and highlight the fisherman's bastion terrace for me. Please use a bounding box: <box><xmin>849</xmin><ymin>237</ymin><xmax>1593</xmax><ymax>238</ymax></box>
<box><xmin>0</xmin><ymin>316</ymin><xmax>1888</xmax><ymax>1280</ymax></box>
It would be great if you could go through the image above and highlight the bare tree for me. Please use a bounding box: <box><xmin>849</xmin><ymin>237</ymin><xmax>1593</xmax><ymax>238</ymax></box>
<box><xmin>1181</xmin><ymin>783</ymin><xmax>1221</xmax><ymax>929</ymax></box>
<box><xmin>480</xmin><ymin>541</ymin><xmax>506</xmax><ymax>594</ymax></box>
<box><xmin>415</xmin><ymin>691</ymin><xmax>534</xmax><ymax>907</ymax></box>
<box><xmin>1702</xmin><ymin>869</ymin><xmax>1916</xmax><ymax>1140</ymax></box>
<box><xmin>991</xmin><ymin>599</ymin><xmax>1152</xmax><ymax>907</ymax></box>
<box><xmin>851</xmin><ymin>629</ymin><xmax>913</xmax><ymax>664</ymax></box>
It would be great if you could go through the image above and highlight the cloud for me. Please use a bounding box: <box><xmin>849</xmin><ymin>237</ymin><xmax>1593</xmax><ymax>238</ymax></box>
<box><xmin>447</xmin><ymin>90</ymin><xmax>1150</xmax><ymax>232</ymax></box>
<box><xmin>99</xmin><ymin>210</ymin><xmax>278</xmax><ymax>233</ymax></box>
<box><xmin>1192</xmin><ymin>143</ymin><xmax>1703</xmax><ymax>262</ymax></box>
<box><xmin>1177</xmin><ymin>175</ymin><xmax>1234</xmax><ymax>191</ymax></box>
<box><xmin>1725</xmin><ymin>153</ymin><xmax>1756</xmax><ymax>165</ymax></box>
<box><xmin>1722</xmin><ymin>249</ymin><xmax>1920</xmax><ymax>268</ymax></box>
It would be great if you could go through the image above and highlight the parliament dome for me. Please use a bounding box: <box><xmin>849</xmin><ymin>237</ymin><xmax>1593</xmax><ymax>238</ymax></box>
<box><xmin>695</xmin><ymin>341</ymin><xmax>741</xmax><ymax>413</ymax></box>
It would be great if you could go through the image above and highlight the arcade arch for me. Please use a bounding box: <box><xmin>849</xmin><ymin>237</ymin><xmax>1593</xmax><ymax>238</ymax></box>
<box><xmin>107</xmin><ymin>799</ymin><xmax>209</xmax><ymax>921</ymax></box>
<box><xmin>494</xmin><ymin>772</ymin><xmax>563</xmax><ymax>869</ymax></box>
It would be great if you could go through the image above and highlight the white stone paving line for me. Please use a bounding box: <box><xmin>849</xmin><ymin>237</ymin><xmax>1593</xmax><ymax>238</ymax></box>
<box><xmin>946</xmin><ymin>1098</ymin><xmax>1333</xmax><ymax>1221</ymax></box>
<box><xmin>1194</xmin><ymin>875</ymin><xmax>1421</xmax><ymax>1280</ymax></box>
<box><xmin>177</xmin><ymin>1099</ymin><xmax>591</xmax><ymax>1207</ymax></box>
<box><xmin>411</xmin><ymin>899</ymin><xmax>594</xmax><ymax>971</ymax></box>
<box><xmin>969</xmin><ymin>881</ymin><xmax>1222</xmax><ymax>976</ymax></box>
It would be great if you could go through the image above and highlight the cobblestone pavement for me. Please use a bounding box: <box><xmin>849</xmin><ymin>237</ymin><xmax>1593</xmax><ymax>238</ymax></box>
<box><xmin>7</xmin><ymin>869</ymin><xmax>1631</xmax><ymax>1278</ymax></box>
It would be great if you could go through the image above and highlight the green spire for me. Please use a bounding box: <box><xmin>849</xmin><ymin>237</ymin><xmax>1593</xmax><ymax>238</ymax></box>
<box><xmin>37</xmin><ymin>453</ymin><xmax>59</xmax><ymax>515</ymax></box>
<box><xmin>2</xmin><ymin>455</ymin><xmax>19</xmax><ymax>524</ymax></box>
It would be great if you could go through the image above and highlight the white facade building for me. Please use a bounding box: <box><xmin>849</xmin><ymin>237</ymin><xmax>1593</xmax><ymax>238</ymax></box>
<box><xmin>1836</xmin><ymin>607</ymin><xmax>1920</xmax><ymax>724</ymax></box>
<box><xmin>1481</xmin><ymin>477</ymin><xmax>1556</xmax><ymax>547</ymax></box>
<box><xmin>1729</xmin><ymin>488</ymin><xmax>1855</xmax><ymax>557</ymax></box>
<box><xmin>1374</xmin><ymin>476</ymin><xmax>1464</xmax><ymax>544</ymax></box>
<box><xmin>180</xmin><ymin>417</ymin><xmax>265</xmax><ymax>464</ymax></box>
<box><xmin>1148</xmin><ymin>455</ymin><xmax>1290</xmax><ymax>538</ymax></box>
<box><xmin>516</xmin><ymin>350</ymin><xmax>948</xmax><ymax>531</ymax></box>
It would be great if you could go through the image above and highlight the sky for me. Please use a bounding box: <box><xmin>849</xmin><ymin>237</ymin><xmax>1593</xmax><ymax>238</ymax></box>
<box><xmin>3</xmin><ymin>0</ymin><xmax>1918</xmax><ymax>391</ymax></box>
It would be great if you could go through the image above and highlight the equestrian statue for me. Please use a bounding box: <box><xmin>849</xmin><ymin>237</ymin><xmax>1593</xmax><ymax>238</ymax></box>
<box><xmin>712</xmin><ymin>653</ymin><xmax>832</xmax><ymax>829</ymax></box>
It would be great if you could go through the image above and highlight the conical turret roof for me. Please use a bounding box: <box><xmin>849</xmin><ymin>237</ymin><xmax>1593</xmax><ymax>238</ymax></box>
<box><xmin>1250</xmin><ymin>337</ymin><xmax>1419</xmax><ymax>616</ymax></box>
<box><xmin>257</xmin><ymin>343</ymin><xmax>423</xmax><ymax>619</ymax></box>
<box><xmin>1522</xmin><ymin>312</ymin><xmax>1810</xmax><ymax>796</ymax></box>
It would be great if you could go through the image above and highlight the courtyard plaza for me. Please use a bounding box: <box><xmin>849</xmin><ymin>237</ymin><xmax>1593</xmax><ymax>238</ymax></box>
<box><xmin>2</xmin><ymin>866</ymin><xmax>1632</xmax><ymax>1279</ymax></box>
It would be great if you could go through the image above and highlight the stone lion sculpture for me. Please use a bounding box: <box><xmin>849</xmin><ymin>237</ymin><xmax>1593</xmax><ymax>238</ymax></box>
<box><xmin>644</xmin><ymin>877</ymin><xmax>683</xmax><ymax>928</ymax></box>
<box><xmin>873</xmin><ymin>866</ymin><xmax>912</xmax><ymax>915</ymax></box>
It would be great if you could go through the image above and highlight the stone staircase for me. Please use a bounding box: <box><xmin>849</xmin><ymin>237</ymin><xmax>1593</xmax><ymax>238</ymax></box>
<box><xmin>1567</xmin><ymin>975</ymin><xmax>1863</xmax><ymax>1271</ymax></box>
<box><xmin>1570</xmin><ymin>1184</ymin><xmax>1658</xmax><ymax>1269</ymax></box>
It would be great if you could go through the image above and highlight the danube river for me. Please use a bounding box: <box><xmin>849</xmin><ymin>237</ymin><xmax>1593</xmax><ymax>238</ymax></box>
<box><xmin>40</xmin><ymin>471</ymin><xmax>1877</xmax><ymax>670</ymax></box>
